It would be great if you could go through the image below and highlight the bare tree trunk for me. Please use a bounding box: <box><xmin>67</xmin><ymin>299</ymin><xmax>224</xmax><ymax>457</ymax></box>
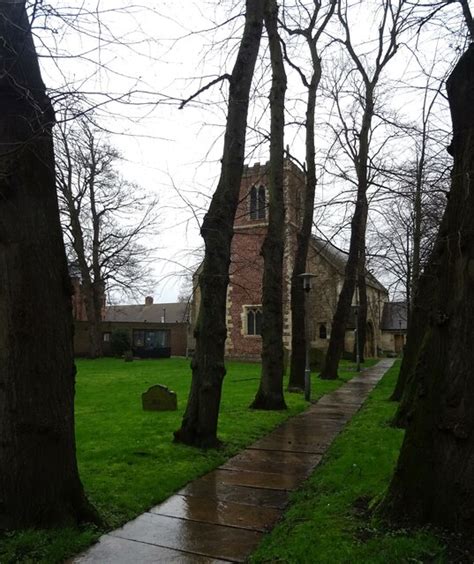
<box><xmin>320</xmin><ymin>195</ymin><xmax>368</xmax><ymax>379</ymax></box>
<box><xmin>174</xmin><ymin>0</ymin><xmax>265</xmax><ymax>447</ymax></box>
<box><xmin>380</xmin><ymin>45</ymin><xmax>474</xmax><ymax>532</ymax></box>
<box><xmin>251</xmin><ymin>0</ymin><xmax>287</xmax><ymax>410</ymax></box>
<box><xmin>356</xmin><ymin>254</ymin><xmax>367</xmax><ymax>363</ymax></box>
<box><xmin>390</xmin><ymin>207</ymin><xmax>447</xmax><ymax>417</ymax></box>
<box><xmin>320</xmin><ymin>84</ymin><xmax>373</xmax><ymax>380</ymax></box>
<box><xmin>84</xmin><ymin>284</ymin><xmax>103</xmax><ymax>358</ymax></box>
<box><xmin>410</xmin><ymin>157</ymin><xmax>423</xmax><ymax>307</ymax></box>
<box><xmin>0</xmin><ymin>2</ymin><xmax>97</xmax><ymax>529</ymax></box>
<box><xmin>286</xmin><ymin>1</ymin><xmax>335</xmax><ymax>390</ymax></box>
<box><xmin>288</xmin><ymin>49</ymin><xmax>321</xmax><ymax>392</ymax></box>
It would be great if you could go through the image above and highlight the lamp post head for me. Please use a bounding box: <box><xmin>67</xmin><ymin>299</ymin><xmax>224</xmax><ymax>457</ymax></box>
<box><xmin>298</xmin><ymin>272</ymin><xmax>317</xmax><ymax>292</ymax></box>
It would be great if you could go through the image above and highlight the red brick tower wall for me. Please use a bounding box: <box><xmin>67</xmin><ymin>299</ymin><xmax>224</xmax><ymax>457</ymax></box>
<box><xmin>226</xmin><ymin>160</ymin><xmax>305</xmax><ymax>360</ymax></box>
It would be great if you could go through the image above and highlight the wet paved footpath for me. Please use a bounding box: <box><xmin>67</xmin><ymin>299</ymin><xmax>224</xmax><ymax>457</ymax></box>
<box><xmin>74</xmin><ymin>359</ymin><xmax>394</xmax><ymax>563</ymax></box>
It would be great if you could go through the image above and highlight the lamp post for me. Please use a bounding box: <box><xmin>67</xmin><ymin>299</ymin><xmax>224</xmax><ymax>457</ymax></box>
<box><xmin>298</xmin><ymin>272</ymin><xmax>317</xmax><ymax>401</ymax></box>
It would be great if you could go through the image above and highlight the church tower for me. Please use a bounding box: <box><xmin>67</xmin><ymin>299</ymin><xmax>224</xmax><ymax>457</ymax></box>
<box><xmin>225</xmin><ymin>159</ymin><xmax>305</xmax><ymax>359</ymax></box>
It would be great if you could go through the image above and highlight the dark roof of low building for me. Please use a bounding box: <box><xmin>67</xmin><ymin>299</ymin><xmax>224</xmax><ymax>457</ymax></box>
<box><xmin>104</xmin><ymin>302</ymin><xmax>190</xmax><ymax>324</ymax></box>
<box><xmin>381</xmin><ymin>302</ymin><xmax>408</xmax><ymax>331</ymax></box>
<box><xmin>310</xmin><ymin>237</ymin><xmax>387</xmax><ymax>294</ymax></box>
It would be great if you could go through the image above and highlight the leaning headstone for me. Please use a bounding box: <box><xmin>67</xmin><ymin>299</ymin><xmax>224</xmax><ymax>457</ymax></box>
<box><xmin>142</xmin><ymin>384</ymin><xmax>177</xmax><ymax>411</ymax></box>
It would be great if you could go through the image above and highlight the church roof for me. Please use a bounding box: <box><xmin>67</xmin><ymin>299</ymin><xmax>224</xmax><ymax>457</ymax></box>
<box><xmin>381</xmin><ymin>302</ymin><xmax>408</xmax><ymax>331</ymax></box>
<box><xmin>104</xmin><ymin>302</ymin><xmax>190</xmax><ymax>324</ymax></box>
<box><xmin>310</xmin><ymin>237</ymin><xmax>387</xmax><ymax>294</ymax></box>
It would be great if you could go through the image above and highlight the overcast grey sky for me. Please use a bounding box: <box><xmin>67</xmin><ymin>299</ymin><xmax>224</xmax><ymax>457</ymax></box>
<box><xmin>33</xmin><ymin>0</ymin><xmax>467</xmax><ymax>302</ymax></box>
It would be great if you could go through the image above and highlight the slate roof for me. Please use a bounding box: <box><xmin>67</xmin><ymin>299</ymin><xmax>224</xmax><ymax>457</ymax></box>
<box><xmin>310</xmin><ymin>237</ymin><xmax>387</xmax><ymax>294</ymax></box>
<box><xmin>381</xmin><ymin>301</ymin><xmax>408</xmax><ymax>331</ymax></box>
<box><xmin>104</xmin><ymin>302</ymin><xmax>190</xmax><ymax>324</ymax></box>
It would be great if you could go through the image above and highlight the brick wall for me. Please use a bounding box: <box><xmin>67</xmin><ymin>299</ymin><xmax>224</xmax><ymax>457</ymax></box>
<box><xmin>74</xmin><ymin>320</ymin><xmax>188</xmax><ymax>357</ymax></box>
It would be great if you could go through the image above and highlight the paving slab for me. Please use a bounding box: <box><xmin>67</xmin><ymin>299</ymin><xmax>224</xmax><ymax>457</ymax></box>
<box><xmin>203</xmin><ymin>468</ymin><xmax>302</xmax><ymax>491</ymax></box>
<box><xmin>179</xmin><ymin>478</ymin><xmax>290</xmax><ymax>509</ymax></box>
<box><xmin>150</xmin><ymin>494</ymin><xmax>281</xmax><ymax>532</ymax></box>
<box><xmin>73</xmin><ymin>358</ymin><xmax>394</xmax><ymax>564</ymax></box>
<box><xmin>109</xmin><ymin>512</ymin><xmax>262</xmax><ymax>562</ymax></box>
<box><xmin>249</xmin><ymin>434</ymin><xmax>333</xmax><ymax>454</ymax></box>
<box><xmin>72</xmin><ymin>534</ymin><xmax>229</xmax><ymax>563</ymax></box>
<box><xmin>221</xmin><ymin>449</ymin><xmax>321</xmax><ymax>477</ymax></box>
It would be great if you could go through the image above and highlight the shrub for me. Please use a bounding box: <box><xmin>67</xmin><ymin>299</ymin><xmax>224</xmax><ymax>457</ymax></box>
<box><xmin>110</xmin><ymin>330</ymin><xmax>131</xmax><ymax>357</ymax></box>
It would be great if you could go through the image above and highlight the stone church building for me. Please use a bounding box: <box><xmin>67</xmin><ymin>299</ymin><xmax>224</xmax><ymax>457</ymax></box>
<box><xmin>192</xmin><ymin>159</ymin><xmax>406</xmax><ymax>360</ymax></box>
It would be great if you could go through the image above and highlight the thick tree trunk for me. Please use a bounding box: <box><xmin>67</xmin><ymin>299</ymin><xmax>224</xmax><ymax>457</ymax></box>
<box><xmin>174</xmin><ymin>0</ymin><xmax>265</xmax><ymax>447</ymax></box>
<box><xmin>380</xmin><ymin>45</ymin><xmax>474</xmax><ymax>533</ymax></box>
<box><xmin>251</xmin><ymin>0</ymin><xmax>287</xmax><ymax>410</ymax></box>
<box><xmin>0</xmin><ymin>2</ymin><xmax>97</xmax><ymax>529</ymax></box>
<box><xmin>288</xmin><ymin>54</ymin><xmax>321</xmax><ymax>392</ymax></box>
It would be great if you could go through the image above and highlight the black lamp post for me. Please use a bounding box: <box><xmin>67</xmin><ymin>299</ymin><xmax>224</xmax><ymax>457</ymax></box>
<box><xmin>298</xmin><ymin>272</ymin><xmax>317</xmax><ymax>401</ymax></box>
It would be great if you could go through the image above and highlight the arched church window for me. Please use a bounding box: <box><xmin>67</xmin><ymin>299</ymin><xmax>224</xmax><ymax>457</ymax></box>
<box><xmin>249</xmin><ymin>185</ymin><xmax>266</xmax><ymax>220</ymax></box>
<box><xmin>246</xmin><ymin>307</ymin><xmax>263</xmax><ymax>335</ymax></box>
<box><xmin>319</xmin><ymin>323</ymin><xmax>327</xmax><ymax>339</ymax></box>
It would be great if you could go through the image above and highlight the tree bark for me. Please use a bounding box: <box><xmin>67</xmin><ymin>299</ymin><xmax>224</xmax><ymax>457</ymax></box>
<box><xmin>0</xmin><ymin>2</ymin><xmax>97</xmax><ymax>529</ymax></box>
<box><xmin>251</xmin><ymin>0</ymin><xmax>287</xmax><ymax>410</ymax></box>
<box><xmin>174</xmin><ymin>0</ymin><xmax>265</xmax><ymax>447</ymax></box>
<box><xmin>380</xmin><ymin>44</ymin><xmax>474</xmax><ymax>533</ymax></box>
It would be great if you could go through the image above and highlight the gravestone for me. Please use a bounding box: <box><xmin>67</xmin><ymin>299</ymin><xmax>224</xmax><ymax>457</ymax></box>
<box><xmin>142</xmin><ymin>384</ymin><xmax>177</xmax><ymax>411</ymax></box>
<box><xmin>124</xmin><ymin>350</ymin><xmax>133</xmax><ymax>362</ymax></box>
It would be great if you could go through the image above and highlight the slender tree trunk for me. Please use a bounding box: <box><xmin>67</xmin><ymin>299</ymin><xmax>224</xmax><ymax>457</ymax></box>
<box><xmin>0</xmin><ymin>2</ymin><xmax>97</xmax><ymax>529</ymax></box>
<box><xmin>83</xmin><ymin>285</ymin><xmax>103</xmax><ymax>358</ymax></box>
<box><xmin>174</xmin><ymin>0</ymin><xmax>265</xmax><ymax>447</ymax></box>
<box><xmin>251</xmin><ymin>0</ymin><xmax>287</xmax><ymax>410</ymax></box>
<box><xmin>410</xmin><ymin>151</ymin><xmax>424</xmax><ymax>310</ymax></box>
<box><xmin>390</xmin><ymin>199</ymin><xmax>448</xmax><ymax>414</ymax></box>
<box><xmin>320</xmin><ymin>196</ymin><xmax>368</xmax><ymax>379</ymax></box>
<box><xmin>390</xmin><ymin>176</ymin><xmax>431</xmax><ymax>404</ymax></box>
<box><xmin>356</xmin><ymin>255</ymin><xmax>367</xmax><ymax>363</ymax></box>
<box><xmin>380</xmin><ymin>45</ymin><xmax>474</xmax><ymax>532</ymax></box>
<box><xmin>88</xmin><ymin>168</ymin><xmax>104</xmax><ymax>358</ymax></box>
<box><xmin>289</xmin><ymin>57</ymin><xmax>321</xmax><ymax>392</ymax></box>
<box><xmin>320</xmin><ymin>87</ymin><xmax>373</xmax><ymax>380</ymax></box>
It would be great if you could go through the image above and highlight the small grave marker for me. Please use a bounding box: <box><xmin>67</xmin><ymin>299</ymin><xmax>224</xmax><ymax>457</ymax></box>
<box><xmin>142</xmin><ymin>384</ymin><xmax>177</xmax><ymax>411</ymax></box>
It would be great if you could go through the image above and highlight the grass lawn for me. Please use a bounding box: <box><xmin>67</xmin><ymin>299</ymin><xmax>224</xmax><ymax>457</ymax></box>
<box><xmin>0</xmin><ymin>356</ymin><xmax>373</xmax><ymax>564</ymax></box>
<box><xmin>249</xmin><ymin>361</ymin><xmax>445</xmax><ymax>564</ymax></box>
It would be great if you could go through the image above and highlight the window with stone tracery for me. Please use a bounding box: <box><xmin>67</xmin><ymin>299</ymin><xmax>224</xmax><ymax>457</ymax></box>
<box><xmin>245</xmin><ymin>306</ymin><xmax>262</xmax><ymax>335</ymax></box>
<box><xmin>249</xmin><ymin>185</ymin><xmax>266</xmax><ymax>220</ymax></box>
